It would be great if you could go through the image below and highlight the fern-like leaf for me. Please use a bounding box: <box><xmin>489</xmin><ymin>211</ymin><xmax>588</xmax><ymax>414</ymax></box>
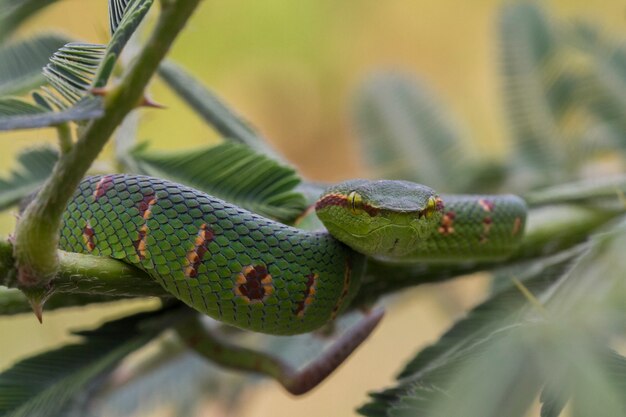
<box><xmin>0</xmin><ymin>33</ymin><xmax>71</xmax><ymax>96</ymax></box>
<box><xmin>109</xmin><ymin>0</ymin><xmax>134</xmax><ymax>34</ymax></box>
<box><xmin>0</xmin><ymin>0</ymin><xmax>60</xmax><ymax>40</ymax></box>
<box><xmin>130</xmin><ymin>142</ymin><xmax>306</xmax><ymax>223</ymax></box>
<box><xmin>158</xmin><ymin>60</ymin><xmax>281</xmax><ymax>160</ymax></box>
<box><xmin>395</xmin><ymin>246</ymin><xmax>583</xmax><ymax>380</ymax></box>
<box><xmin>353</xmin><ymin>73</ymin><xmax>480</xmax><ymax>193</ymax></box>
<box><xmin>499</xmin><ymin>2</ymin><xmax>581</xmax><ymax>187</ymax></box>
<box><xmin>0</xmin><ymin>146</ymin><xmax>58</xmax><ymax>210</ymax></box>
<box><xmin>571</xmin><ymin>23</ymin><xmax>626</xmax><ymax>147</ymax></box>
<box><xmin>0</xmin><ymin>308</ymin><xmax>168</xmax><ymax>417</ymax></box>
<box><xmin>360</xmin><ymin>219</ymin><xmax>626</xmax><ymax>417</ymax></box>
<box><xmin>0</xmin><ymin>0</ymin><xmax>153</xmax><ymax>131</ymax></box>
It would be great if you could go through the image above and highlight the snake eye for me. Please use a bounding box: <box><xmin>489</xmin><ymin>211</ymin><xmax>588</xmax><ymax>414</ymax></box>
<box><xmin>348</xmin><ymin>191</ymin><xmax>363</xmax><ymax>214</ymax></box>
<box><xmin>423</xmin><ymin>196</ymin><xmax>438</xmax><ymax>218</ymax></box>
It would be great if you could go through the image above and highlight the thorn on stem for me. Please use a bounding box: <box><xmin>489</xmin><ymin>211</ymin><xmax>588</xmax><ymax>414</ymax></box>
<box><xmin>22</xmin><ymin>285</ymin><xmax>54</xmax><ymax>324</ymax></box>
<box><xmin>139</xmin><ymin>95</ymin><xmax>166</xmax><ymax>109</ymax></box>
<box><xmin>30</xmin><ymin>300</ymin><xmax>44</xmax><ymax>323</ymax></box>
<box><xmin>91</xmin><ymin>87</ymin><xmax>165</xmax><ymax>109</ymax></box>
<box><xmin>90</xmin><ymin>87</ymin><xmax>109</xmax><ymax>97</ymax></box>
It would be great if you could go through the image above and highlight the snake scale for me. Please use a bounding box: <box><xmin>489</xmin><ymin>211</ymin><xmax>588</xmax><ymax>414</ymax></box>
<box><xmin>59</xmin><ymin>174</ymin><xmax>527</xmax><ymax>335</ymax></box>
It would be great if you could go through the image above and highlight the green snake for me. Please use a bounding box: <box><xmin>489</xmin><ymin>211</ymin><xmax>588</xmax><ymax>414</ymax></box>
<box><xmin>59</xmin><ymin>175</ymin><xmax>527</xmax><ymax>335</ymax></box>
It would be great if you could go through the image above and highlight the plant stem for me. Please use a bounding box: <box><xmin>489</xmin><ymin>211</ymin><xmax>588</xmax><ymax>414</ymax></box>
<box><xmin>56</xmin><ymin>123</ymin><xmax>73</xmax><ymax>154</ymax></box>
<box><xmin>12</xmin><ymin>0</ymin><xmax>201</xmax><ymax>289</ymax></box>
<box><xmin>1</xmin><ymin>239</ymin><xmax>168</xmax><ymax>315</ymax></box>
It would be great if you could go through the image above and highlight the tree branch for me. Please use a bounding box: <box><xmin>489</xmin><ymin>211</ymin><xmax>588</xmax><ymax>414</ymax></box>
<box><xmin>12</xmin><ymin>0</ymin><xmax>202</xmax><ymax>290</ymax></box>
<box><xmin>1</xmin><ymin>239</ymin><xmax>169</xmax><ymax>315</ymax></box>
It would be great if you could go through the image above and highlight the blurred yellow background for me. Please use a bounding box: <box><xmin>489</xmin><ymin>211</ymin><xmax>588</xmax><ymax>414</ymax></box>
<box><xmin>0</xmin><ymin>1</ymin><xmax>624</xmax><ymax>416</ymax></box>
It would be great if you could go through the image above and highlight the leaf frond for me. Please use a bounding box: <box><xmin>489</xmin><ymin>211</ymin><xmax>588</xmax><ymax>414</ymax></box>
<box><xmin>352</xmin><ymin>72</ymin><xmax>477</xmax><ymax>192</ymax></box>
<box><xmin>158</xmin><ymin>60</ymin><xmax>281</xmax><ymax>160</ymax></box>
<box><xmin>0</xmin><ymin>0</ymin><xmax>154</xmax><ymax>131</ymax></box>
<box><xmin>0</xmin><ymin>0</ymin><xmax>60</xmax><ymax>40</ymax></box>
<box><xmin>130</xmin><ymin>142</ymin><xmax>307</xmax><ymax>223</ymax></box>
<box><xmin>499</xmin><ymin>2</ymin><xmax>582</xmax><ymax>186</ymax></box>
<box><xmin>0</xmin><ymin>146</ymin><xmax>58</xmax><ymax>210</ymax></box>
<box><xmin>0</xmin><ymin>33</ymin><xmax>72</xmax><ymax>97</ymax></box>
<box><xmin>0</xmin><ymin>308</ymin><xmax>167</xmax><ymax>417</ymax></box>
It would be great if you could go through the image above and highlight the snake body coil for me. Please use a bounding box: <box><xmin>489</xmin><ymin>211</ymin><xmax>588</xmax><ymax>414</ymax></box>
<box><xmin>60</xmin><ymin>175</ymin><xmax>526</xmax><ymax>335</ymax></box>
<box><xmin>60</xmin><ymin>175</ymin><xmax>364</xmax><ymax>335</ymax></box>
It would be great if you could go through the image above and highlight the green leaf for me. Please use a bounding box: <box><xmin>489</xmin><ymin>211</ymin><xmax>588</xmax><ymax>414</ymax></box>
<box><xmin>158</xmin><ymin>60</ymin><xmax>281</xmax><ymax>160</ymax></box>
<box><xmin>130</xmin><ymin>142</ymin><xmax>307</xmax><ymax>223</ymax></box>
<box><xmin>352</xmin><ymin>73</ymin><xmax>480</xmax><ymax>193</ymax></box>
<box><xmin>357</xmin><ymin>246</ymin><xmax>580</xmax><ymax>416</ymax></box>
<box><xmin>91</xmin><ymin>350</ymin><xmax>245</xmax><ymax>417</ymax></box>
<box><xmin>40</xmin><ymin>42</ymin><xmax>106</xmax><ymax>109</ymax></box>
<box><xmin>95</xmin><ymin>0</ymin><xmax>154</xmax><ymax>88</ymax></box>
<box><xmin>499</xmin><ymin>2</ymin><xmax>579</xmax><ymax>186</ymax></box>
<box><xmin>396</xmin><ymin>246</ymin><xmax>584</xmax><ymax>381</ymax></box>
<box><xmin>0</xmin><ymin>0</ymin><xmax>153</xmax><ymax>131</ymax></box>
<box><xmin>0</xmin><ymin>0</ymin><xmax>61</xmax><ymax>40</ymax></box>
<box><xmin>109</xmin><ymin>0</ymin><xmax>134</xmax><ymax>34</ymax></box>
<box><xmin>360</xmin><ymin>219</ymin><xmax>626</xmax><ymax>417</ymax></box>
<box><xmin>360</xmin><ymin>324</ymin><xmax>542</xmax><ymax>417</ymax></box>
<box><xmin>525</xmin><ymin>173</ymin><xmax>626</xmax><ymax>206</ymax></box>
<box><xmin>570</xmin><ymin>23</ymin><xmax>626</xmax><ymax>147</ymax></box>
<box><xmin>0</xmin><ymin>96</ymin><xmax>103</xmax><ymax>130</ymax></box>
<box><xmin>0</xmin><ymin>33</ymin><xmax>72</xmax><ymax>96</ymax></box>
<box><xmin>0</xmin><ymin>308</ymin><xmax>166</xmax><ymax>417</ymax></box>
<box><xmin>0</xmin><ymin>146</ymin><xmax>58</xmax><ymax>210</ymax></box>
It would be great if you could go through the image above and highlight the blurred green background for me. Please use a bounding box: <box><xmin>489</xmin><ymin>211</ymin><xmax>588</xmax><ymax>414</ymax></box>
<box><xmin>1</xmin><ymin>1</ymin><xmax>624</xmax><ymax>416</ymax></box>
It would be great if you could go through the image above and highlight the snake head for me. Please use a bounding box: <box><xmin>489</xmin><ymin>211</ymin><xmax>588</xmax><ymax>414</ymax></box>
<box><xmin>315</xmin><ymin>180</ymin><xmax>444</xmax><ymax>258</ymax></box>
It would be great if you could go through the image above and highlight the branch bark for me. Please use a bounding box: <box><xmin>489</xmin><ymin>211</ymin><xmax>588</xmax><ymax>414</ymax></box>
<box><xmin>1</xmin><ymin>239</ymin><xmax>169</xmax><ymax>315</ymax></box>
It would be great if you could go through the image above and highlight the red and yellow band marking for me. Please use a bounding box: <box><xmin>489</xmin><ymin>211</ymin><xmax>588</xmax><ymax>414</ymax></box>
<box><xmin>234</xmin><ymin>264</ymin><xmax>274</xmax><ymax>303</ymax></box>
<box><xmin>133</xmin><ymin>225</ymin><xmax>149</xmax><ymax>260</ymax></box>
<box><xmin>93</xmin><ymin>175</ymin><xmax>114</xmax><ymax>200</ymax></box>
<box><xmin>512</xmin><ymin>216</ymin><xmax>523</xmax><ymax>236</ymax></box>
<box><xmin>331</xmin><ymin>257</ymin><xmax>352</xmax><ymax>320</ymax></box>
<box><xmin>315</xmin><ymin>193</ymin><xmax>348</xmax><ymax>211</ymax></box>
<box><xmin>295</xmin><ymin>273</ymin><xmax>319</xmax><ymax>318</ymax></box>
<box><xmin>478</xmin><ymin>199</ymin><xmax>495</xmax><ymax>212</ymax></box>
<box><xmin>480</xmin><ymin>216</ymin><xmax>493</xmax><ymax>244</ymax></box>
<box><xmin>315</xmin><ymin>193</ymin><xmax>380</xmax><ymax>216</ymax></box>
<box><xmin>184</xmin><ymin>224</ymin><xmax>214</xmax><ymax>278</ymax></box>
<box><xmin>138</xmin><ymin>193</ymin><xmax>157</xmax><ymax>219</ymax></box>
<box><xmin>133</xmin><ymin>193</ymin><xmax>158</xmax><ymax>260</ymax></box>
<box><xmin>82</xmin><ymin>221</ymin><xmax>96</xmax><ymax>252</ymax></box>
<box><xmin>438</xmin><ymin>211</ymin><xmax>456</xmax><ymax>235</ymax></box>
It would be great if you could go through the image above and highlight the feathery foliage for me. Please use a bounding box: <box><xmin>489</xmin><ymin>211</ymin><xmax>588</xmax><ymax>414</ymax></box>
<box><xmin>498</xmin><ymin>2</ymin><xmax>570</xmax><ymax>185</ymax></box>
<box><xmin>359</xmin><ymin>219</ymin><xmax>626</xmax><ymax>416</ymax></box>
<box><xmin>571</xmin><ymin>23</ymin><xmax>626</xmax><ymax>147</ymax></box>
<box><xmin>0</xmin><ymin>0</ymin><xmax>154</xmax><ymax>131</ymax></box>
<box><xmin>0</xmin><ymin>147</ymin><xmax>58</xmax><ymax>211</ymax></box>
<box><xmin>158</xmin><ymin>60</ymin><xmax>281</xmax><ymax>160</ymax></box>
<box><xmin>0</xmin><ymin>309</ymin><xmax>168</xmax><ymax>417</ymax></box>
<box><xmin>0</xmin><ymin>34</ymin><xmax>71</xmax><ymax>96</ymax></box>
<box><xmin>353</xmin><ymin>73</ymin><xmax>473</xmax><ymax>192</ymax></box>
<box><xmin>130</xmin><ymin>142</ymin><xmax>307</xmax><ymax>223</ymax></box>
<box><xmin>0</xmin><ymin>0</ymin><xmax>60</xmax><ymax>40</ymax></box>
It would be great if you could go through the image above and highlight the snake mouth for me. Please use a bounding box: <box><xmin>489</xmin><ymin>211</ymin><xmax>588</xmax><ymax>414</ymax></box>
<box><xmin>326</xmin><ymin>221</ymin><xmax>421</xmax><ymax>256</ymax></box>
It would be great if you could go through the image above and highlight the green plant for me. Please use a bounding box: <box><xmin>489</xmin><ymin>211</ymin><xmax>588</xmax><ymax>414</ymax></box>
<box><xmin>0</xmin><ymin>1</ymin><xmax>624</xmax><ymax>416</ymax></box>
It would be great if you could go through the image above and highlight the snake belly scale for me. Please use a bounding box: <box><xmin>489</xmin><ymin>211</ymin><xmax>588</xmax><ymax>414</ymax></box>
<box><xmin>59</xmin><ymin>175</ymin><xmax>364</xmax><ymax>335</ymax></box>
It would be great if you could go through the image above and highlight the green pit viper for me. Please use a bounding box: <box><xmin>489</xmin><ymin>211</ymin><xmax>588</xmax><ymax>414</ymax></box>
<box><xmin>59</xmin><ymin>175</ymin><xmax>527</xmax><ymax>335</ymax></box>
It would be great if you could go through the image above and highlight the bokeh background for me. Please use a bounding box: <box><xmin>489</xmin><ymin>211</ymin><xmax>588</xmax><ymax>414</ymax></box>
<box><xmin>1</xmin><ymin>1</ymin><xmax>625</xmax><ymax>416</ymax></box>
